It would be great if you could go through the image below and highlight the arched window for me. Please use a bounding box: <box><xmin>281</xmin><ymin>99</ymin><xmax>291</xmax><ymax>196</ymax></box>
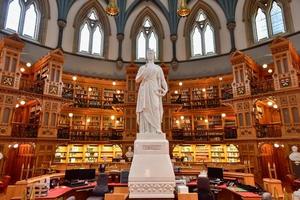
<box><xmin>136</xmin><ymin>18</ymin><xmax>159</xmax><ymax>60</ymax></box>
<box><xmin>244</xmin><ymin>0</ymin><xmax>291</xmax><ymax>44</ymax></box>
<box><xmin>4</xmin><ymin>0</ymin><xmax>41</xmax><ymax>40</ymax></box>
<box><xmin>78</xmin><ymin>9</ymin><xmax>104</xmax><ymax>56</ymax></box>
<box><xmin>190</xmin><ymin>10</ymin><xmax>216</xmax><ymax>57</ymax></box>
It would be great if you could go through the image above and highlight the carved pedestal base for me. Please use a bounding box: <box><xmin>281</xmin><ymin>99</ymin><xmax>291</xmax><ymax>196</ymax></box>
<box><xmin>128</xmin><ymin>133</ymin><xmax>175</xmax><ymax>198</ymax></box>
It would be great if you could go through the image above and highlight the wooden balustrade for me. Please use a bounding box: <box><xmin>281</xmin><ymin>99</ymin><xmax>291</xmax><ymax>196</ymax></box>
<box><xmin>11</xmin><ymin>122</ymin><xmax>39</xmax><ymax>138</ymax></box>
<box><xmin>19</xmin><ymin>78</ymin><xmax>44</xmax><ymax>94</ymax></box>
<box><xmin>251</xmin><ymin>79</ymin><xmax>275</xmax><ymax>95</ymax></box>
<box><xmin>255</xmin><ymin>123</ymin><xmax>282</xmax><ymax>138</ymax></box>
<box><xmin>57</xmin><ymin>127</ymin><xmax>124</xmax><ymax>141</ymax></box>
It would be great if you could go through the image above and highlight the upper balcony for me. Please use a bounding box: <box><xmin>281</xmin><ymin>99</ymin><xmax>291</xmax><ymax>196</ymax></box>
<box><xmin>19</xmin><ymin>77</ymin><xmax>44</xmax><ymax>94</ymax></box>
<box><xmin>11</xmin><ymin>122</ymin><xmax>38</xmax><ymax>138</ymax></box>
<box><xmin>57</xmin><ymin>127</ymin><xmax>124</xmax><ymax>141</ymax></box>
<box><xmin>171</xmin><ymin>127</ymin><xmax>237</xmax><ymax>141</ymax></box>
<box><xmin>251</xmin><ymin>79</ymin><xmax>275</xmax><ymax>95</ymax></box>
<box><xmin>255</xmin><ymin>123</ymin><xmax>282</xmax><ymax>138</ymax></box>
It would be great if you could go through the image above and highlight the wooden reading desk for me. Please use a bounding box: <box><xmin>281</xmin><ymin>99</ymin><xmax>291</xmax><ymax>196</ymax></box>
<box><xmin>187</xmin><ymin>181</ymin><xmax>261</xmax><ymax>200</ymax></box>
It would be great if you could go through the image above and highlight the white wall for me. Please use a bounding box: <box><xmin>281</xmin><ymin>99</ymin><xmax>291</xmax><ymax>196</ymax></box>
<box><xmin>290</xmin><ymin>0</ymin><xmax>300</xmax><ymax>32</ymax></box>
<box><xmin>62</xmin><ymin>0</ymin><xmax>118</xmax><ymax>59</ymax></box>
<box><xmin>122</xmin><ymin>1</ymin><xmax>172</xmax><ymax>62</ymax></box>
<box><xmin>44</xmin><ymin>0</ymin><xmax>59</xmax><ymax>48</ymax></box>
<box><xmin>235</xmin><ymin>0</ymin><xmax>248</xmax><ymax>50</ymax></box>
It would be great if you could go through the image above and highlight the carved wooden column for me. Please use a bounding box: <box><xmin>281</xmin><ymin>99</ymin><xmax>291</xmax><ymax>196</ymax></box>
<box><xmin>0</xmin><ymin>34</ymin><xmax>24</xmax><ymax>89</ymax></box>
<box><xmin>0</xmin><ymin>34</ymin><xmax>24</xmax><ymax>136</ymax></box>
<box><xmin>32</xmin><ymin>49</ymin><xmax>64</xmax><ymax>138</ymax></box>
<box><xmin>270</xmin><ymin>37</ymin><xmax>300</xmax><ymax>138</ymax></box>
<box><xmin>230</xmin><ymin>51</ymin><xmax>259</xmax><ymax>139</ymax></box>
<box><xmin>124</xmin><ymin>64</ymin><xmax>138</xmax><ymax>140</ymax></box>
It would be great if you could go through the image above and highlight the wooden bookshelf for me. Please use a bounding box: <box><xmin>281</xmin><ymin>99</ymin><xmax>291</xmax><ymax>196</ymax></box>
<box><xmin>29</xmin><ymin>104</ymin><xmax>41</xmax><ymax>125</ymax></box>
<box><xmin>195</xmin><ymin>144</ymin><xmax>210</xmax><ymax>162</ymax></box>
<box><xmin>87</xmin><ymin>87</ymin><xmax>101</xmax><ymax>108</ymax></box>
<box><xmin>211</xmin><ymin>144</ymin><xmax>226</xmax><ymax>162</ymax></box>
<box><xmin>54</xmin><ymin>145</ymin><xmax>68</xmax><ymax>163</ymax></box>
<box><xmin>172</xmin><ymin>144</ymin><xmax>240</xmax><ymax>163</ymax></box>
<box><xmin>62</xmin><ymin>83</ymin><xmax>74</xmax><ymax>99</ymax></box>
<box><xmin>226</xmin><ymin>144</ymin><xmax>240</xmax><ymax>163</ymax></box>
<box><xmin>54</xmin><ymin>144</ymin><xmax>123</xmax><ymax>164</ymax></box>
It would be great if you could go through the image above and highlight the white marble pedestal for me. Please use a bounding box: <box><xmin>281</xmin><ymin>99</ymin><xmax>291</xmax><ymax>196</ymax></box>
<box><xmin>128</xmin><ymin>133</ymin><xmax>175</xmax><ymax>198</ymax></box>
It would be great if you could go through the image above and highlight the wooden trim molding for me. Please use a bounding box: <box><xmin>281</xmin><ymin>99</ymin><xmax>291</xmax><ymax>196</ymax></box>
<box><xmin>72</xmin><ymin>0</ymin><xmax>111</xmax><ymax>59</ymax></box>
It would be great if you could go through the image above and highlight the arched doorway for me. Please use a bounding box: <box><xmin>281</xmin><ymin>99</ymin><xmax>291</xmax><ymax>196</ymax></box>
<box><xmin>5</xmin><ymin>143</ymin><xmax>35</xmax><ymax>183</ymax></box>
<box><xmin>253</xmin><ymin>98</ymin><xmax>281</xmax><ymax>138</ymax></box>
<box><xmin>259</xmin><ymin>143</ymin><xmax>290</xmax><ymax>181</ymax></box>
<box><xmin>12</xmin><ymin>99</ymin><xmax>41</xmax><ymax>138</ymax></box>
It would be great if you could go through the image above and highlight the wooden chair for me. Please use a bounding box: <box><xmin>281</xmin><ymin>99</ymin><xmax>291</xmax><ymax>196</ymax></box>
<box><xmin>113</xmin><ymin>187</ymin><xmax>128</xmax><ymax>194</ymax></box>
<box><xmin>0</xmin><ymin>176</ymin><xmax>11</xmax><ymax>193</ymax></box>
<box><xmin>104</xmin><ymin>193</ymin><xmax>128</xmax><ymax>200</ymax></box>
<box><xmin>178</xmin><ymin>193</ymin><xmax>198</xmax><ymax>200</ymax></box>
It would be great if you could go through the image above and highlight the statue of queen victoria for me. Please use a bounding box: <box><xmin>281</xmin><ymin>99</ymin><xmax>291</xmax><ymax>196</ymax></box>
<box><xmin>136</xmin><ymin>49</ymin><xmax>168</xmax><ymax>134</ymax></box>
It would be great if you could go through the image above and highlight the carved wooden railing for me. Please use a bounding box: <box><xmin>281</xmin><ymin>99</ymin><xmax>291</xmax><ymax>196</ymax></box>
<box><xmin>255</xmin><ymin>123</ymin><xmax>282</xmax><ymax>138</ymax></box>
<box><xmin>11</xmin><ymin>122</ymin><xmax>38</xmax><ymax>138</ymax></box>
<box><xmin>57</xmin><ymin>127</ymin><xmax>124</xmax><ymax>141</ymax></box>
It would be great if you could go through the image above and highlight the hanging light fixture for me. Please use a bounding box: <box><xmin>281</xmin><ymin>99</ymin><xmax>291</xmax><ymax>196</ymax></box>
<box><xmin>177</xmin><ymin>0</ymin><xmax>191</xmax><ymax>17</ymax></box>
<box><xmin>106</xmin><ymin>0</ymin><xmax>119</xmax><ymax>16</ymax></box>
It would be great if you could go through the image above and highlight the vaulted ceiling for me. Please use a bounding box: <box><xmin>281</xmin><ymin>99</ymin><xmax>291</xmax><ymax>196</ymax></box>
<box><xmin>56</xmin><ymin>0</ymin><xmax>238</xmax><ymax>34</ymax></box>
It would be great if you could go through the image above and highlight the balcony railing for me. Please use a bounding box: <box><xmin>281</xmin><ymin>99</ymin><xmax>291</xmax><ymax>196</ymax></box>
<box><xmin>19</xmin><ymin>78</ymin><xmax>44</xmax><ymax>94</ymax></box>
<box><xmin>251</xmin><ymin>79</ymin><xmax>274</xmax><ymax>95</ymax></box>
<box><xmin>172</xmin><ymin>129</ymin><xmax>225</xmax><ymax>141</ymax></box>
<box><xmin>256</xmin><ymin>123</ymin><xmax>282</xmax><ymax>138</ymax></box>
<box><xmin>57</xmin><ymin>127</ymin><xmax>124</xmax><ymax>141</ymax></box>
<box><xmin>11</xmin><ymin>122</ymin><xmax>38</xmax><ymax>138</ymax></box>
<box><xmin>221</xmin><ymin>88</ymin><xmax>233</xmax><ymax>100</ymax></box>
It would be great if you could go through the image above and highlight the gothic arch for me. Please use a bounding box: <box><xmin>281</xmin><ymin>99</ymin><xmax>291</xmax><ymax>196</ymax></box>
<box><xmin>72</xmin><ymin>0</ymin><xmax>111</xmax><ymax>58</ymax></box>
<box><xmin>130</xmin><ymin>7</ymin><xmax>165</xmax><ymax>61</ymax></box>
<box><xmin>0</xmin><ymin>0</ymin><xmax>50</xmax><ymax>44</ymax></box>
<box><xmin>243</xmin><ymin>0</ymin><xmax>294</xmax><ymax>46</ymax></box>
<box><xmin>183</xmin><ymin>1</ymin><xmax>221</xmax><ymax>58</ymax></box>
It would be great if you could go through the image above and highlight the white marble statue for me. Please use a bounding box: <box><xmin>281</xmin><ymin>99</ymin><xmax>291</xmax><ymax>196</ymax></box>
<box><xmin>289</xmin><ymin>145</ymin><xmax>300</xmax><ymax>165</ymax></box>
<box><xmin>125</xmin><ymin>146</ymin><xmax>134</xmax><ymax>161</ymax></box>
<box><xmin>136</xmin><ymin>49</ymin><xmax>168</xmax><ymax>134</ymax></box>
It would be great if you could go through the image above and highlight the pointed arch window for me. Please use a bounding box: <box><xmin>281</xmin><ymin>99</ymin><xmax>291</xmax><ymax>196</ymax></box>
<box><xmin>136</xmin><ymin>18</ymin><xmax>159</xmax><ymax>60</ymax></box>
<box><xmin>78</xmin><ymin>9</ymin><xmax>104</xmax><ymax>56</ymax></box>
<box><xmin>190</xmin><ymin>10</ymin><xmax>216</xmax><ymax>57</ymax></box>
<box><xmin>254</xmin><ymin>0</ymin><xmax>285</xmax><ymax>42</ymax></box>
<box><xmin>4</xmin><ymin>0</ymin><xmax>40</xmax><ymax>40</ymax></box>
